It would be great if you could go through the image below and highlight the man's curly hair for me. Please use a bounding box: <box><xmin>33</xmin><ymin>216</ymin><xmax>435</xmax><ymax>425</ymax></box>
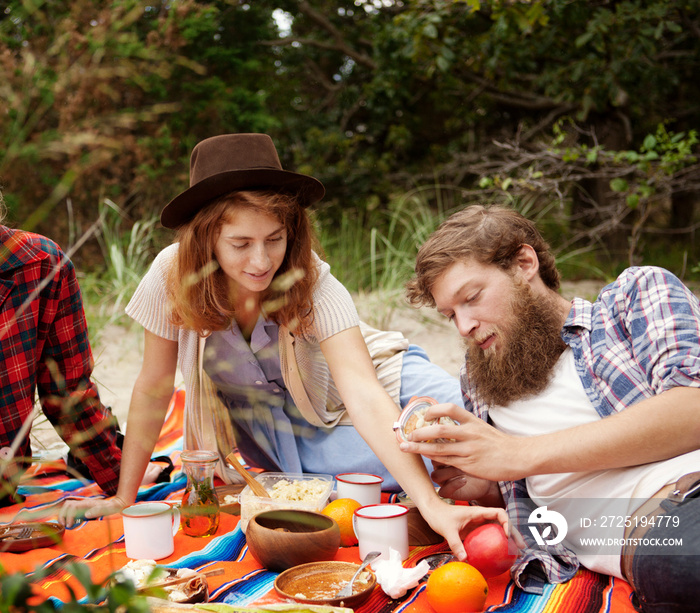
<box><xmin>406</xmin><ymin>204</ymin><xmax>560</xmax><ymax>308</ymax></box>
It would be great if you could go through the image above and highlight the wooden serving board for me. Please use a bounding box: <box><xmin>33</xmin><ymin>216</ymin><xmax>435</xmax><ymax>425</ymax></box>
<box><xmin>216</xmin><ymin>484</ymin><xmax>245</xmax><ymax>516</ymax></box>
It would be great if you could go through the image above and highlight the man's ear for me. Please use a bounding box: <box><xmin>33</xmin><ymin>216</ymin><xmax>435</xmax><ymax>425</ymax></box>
<box><xmin>514</xmin><ymin>244</ymin><xmax>540</xmax><ymax>281</ymax></box>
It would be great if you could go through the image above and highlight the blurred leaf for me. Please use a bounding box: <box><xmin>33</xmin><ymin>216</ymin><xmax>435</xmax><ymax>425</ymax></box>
<box><xmin>610</xmin><ymin>178</ymin><xmax>628</xmax><ymax>192</ymax></box>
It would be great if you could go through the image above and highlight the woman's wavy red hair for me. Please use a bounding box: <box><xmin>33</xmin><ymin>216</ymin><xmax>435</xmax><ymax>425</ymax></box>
<box><xmin>167</xmin><ymin>190</ymin><xmax>320</xmax><ymax>336</ymax></box>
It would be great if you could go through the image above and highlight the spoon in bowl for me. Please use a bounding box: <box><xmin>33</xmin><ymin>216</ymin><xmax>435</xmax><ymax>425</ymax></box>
<box><xmin>334</xmin><ymin>550</ymin><xmax>381</xmax><ymax>599</ymax></box>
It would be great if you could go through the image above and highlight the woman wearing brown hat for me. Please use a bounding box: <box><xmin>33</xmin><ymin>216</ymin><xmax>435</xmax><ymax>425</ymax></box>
<box><xmin>60</xmin><ymin>134</ymin><xmax>508</xmax><ymax>558</ymax></box>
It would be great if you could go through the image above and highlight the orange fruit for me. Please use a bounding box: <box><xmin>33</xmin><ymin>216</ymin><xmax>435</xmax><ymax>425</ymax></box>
<box><xmin>426</xmin><ymin>561</ymin><xmax>488</xmax><ymax>613</ymax></box>
<box><xmin>321</xmin><ymin>498</ymin><xmax>362</xmax><ymax>547</ymax></box>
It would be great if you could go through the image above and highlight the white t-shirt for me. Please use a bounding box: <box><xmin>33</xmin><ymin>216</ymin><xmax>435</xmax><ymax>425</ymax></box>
<box><xmin>489</xmin><ymin>348</ymin><xmax>700</xmax><ymax>578</ymax></box>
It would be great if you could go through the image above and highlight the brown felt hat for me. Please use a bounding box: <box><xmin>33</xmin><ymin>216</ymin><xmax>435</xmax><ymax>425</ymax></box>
<box><xmin>160</xmin><ymin>133</ymin><xmax>325</xmax><ymax>229</ymax></box>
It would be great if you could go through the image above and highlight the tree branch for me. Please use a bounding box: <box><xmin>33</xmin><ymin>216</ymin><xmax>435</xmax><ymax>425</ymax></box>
<box><xmin>272</xmin><ymin>1</ymin><xmax>378</xmax><ymax>70</ymax></box>
<box><xmin>459</xmin><ymin>69</ymin><xmax>567</xmax><ymax>111</ymax></box>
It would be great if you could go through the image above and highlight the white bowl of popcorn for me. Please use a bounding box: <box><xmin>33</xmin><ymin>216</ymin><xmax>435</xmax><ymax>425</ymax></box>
<box><xmin>239</xmin><ymin>472</ymin><xmax>333</xmax><ymax>533</ymax></box>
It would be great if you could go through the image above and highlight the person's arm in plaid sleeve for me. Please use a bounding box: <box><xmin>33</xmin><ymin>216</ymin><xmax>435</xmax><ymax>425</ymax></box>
<box><xmin>36</xmin><ymin>251</ymin><xmax>121</xmax><ymax>494</ymax></box>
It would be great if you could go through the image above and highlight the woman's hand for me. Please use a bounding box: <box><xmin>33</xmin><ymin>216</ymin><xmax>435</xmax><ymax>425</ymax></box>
<box><xmin>58</xmin><ymin>495</ymin><xmax>129</xmax><ymax>527</ymax></box>
<box><xmin>421</xmin><ymin>497</ymin><xmax>510</xmax><ymax>562</ymax></box>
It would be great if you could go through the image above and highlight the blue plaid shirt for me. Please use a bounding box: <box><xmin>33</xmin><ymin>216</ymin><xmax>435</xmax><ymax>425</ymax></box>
<box><xmin>460</xmin><ymin>266</ymin><xmax>700</xmax><ymax>593</ymax></box>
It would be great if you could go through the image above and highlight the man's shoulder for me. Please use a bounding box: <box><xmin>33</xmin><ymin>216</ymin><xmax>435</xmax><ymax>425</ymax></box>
<box><xmin>0</xmin><ymin>226</ymin><xmax>67</xmax><ymax>271</ymax></box>
<box><xmin>594</xmin><ymin>266</ymin><xmax>698</xmax><ymax>316</ymax></box>
<box><xmin>599</xmin><ymin>266</ymin><xmax>685</xmax><ymax>296</ymax></box>
<box><xmin>617</xmin><ymin>265</ymin><xmax>677</xmax><ymax>281</ymax></box>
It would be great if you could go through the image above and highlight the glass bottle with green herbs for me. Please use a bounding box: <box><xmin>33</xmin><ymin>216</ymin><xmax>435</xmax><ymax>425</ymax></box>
<box><xmin>180</xmin><ymin>450</ymin><xmax>220</xmax><ymax>537</ymax></box>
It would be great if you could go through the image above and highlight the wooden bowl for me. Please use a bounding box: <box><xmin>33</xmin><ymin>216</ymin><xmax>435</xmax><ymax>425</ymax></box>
<box><xmin>0</xmin><ymin>522</ymin><xmax>65</xmax><ymax>553</ymax></box>
<box><xmin>246</xmin><ymin>510</ymin><xmax>341</xmax><ymax>572</ymax></box>
<box><xmin>397</xmin><ymin>490</ymin><xmax>449</xmax><ymax>546</ymax></box>
<box><xmin>407</xmin><ymin>507</ymin><xmax>443</xmax><ymax>545</ymax></box>
<box><xmin>275</xmin><ymin>560</ymin><xmax>377</xmax><ymax>609</ymax></box>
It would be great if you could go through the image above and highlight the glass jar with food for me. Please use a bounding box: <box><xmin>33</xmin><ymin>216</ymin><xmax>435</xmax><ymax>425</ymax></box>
<box><xmin>180</xmin><ymin>450</ymin><xmax>220</xmax><ymax>537</ymax></box>
<box><xmin>392</xmin><ymin>396</ymin><xmax>458</xmax><ymax>443</ymax></box>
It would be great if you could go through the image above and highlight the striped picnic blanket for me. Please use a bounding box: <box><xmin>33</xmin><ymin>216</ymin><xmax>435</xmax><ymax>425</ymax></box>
<box><xmin>1</xmin><ymin>388</ymin><xmax>637</xmax><ymax>612</ymax></box>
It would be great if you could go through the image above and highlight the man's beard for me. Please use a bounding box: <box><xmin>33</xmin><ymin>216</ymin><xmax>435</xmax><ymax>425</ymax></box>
<box><xmin>465</xmin><ymin>278</ymin><xmax>567</xmax><ymax>407</ymax></box>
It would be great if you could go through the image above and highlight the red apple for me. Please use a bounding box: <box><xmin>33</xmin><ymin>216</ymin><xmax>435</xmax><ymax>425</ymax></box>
<box><xmin>463</xmin><ymin>523</ymin><xmax>517</xmax><ymax>578</ymax></box>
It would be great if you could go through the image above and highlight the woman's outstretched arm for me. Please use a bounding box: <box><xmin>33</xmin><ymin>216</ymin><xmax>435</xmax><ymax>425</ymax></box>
<box><xmin>321</xmin><ymin>326</ymin><xmax>509</xmax><ymax>561</ymax></box>
<box><xmin>59</xmin><ymin>330</ymin><xmax>178</xmax><ymax>526</ymax></box>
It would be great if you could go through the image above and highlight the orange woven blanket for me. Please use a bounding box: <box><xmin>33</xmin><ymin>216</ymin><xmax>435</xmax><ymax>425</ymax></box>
<box><xmin>1</xmin><ymin>389</ymin><xmax>636</xmax><ymax>612</ymax></box>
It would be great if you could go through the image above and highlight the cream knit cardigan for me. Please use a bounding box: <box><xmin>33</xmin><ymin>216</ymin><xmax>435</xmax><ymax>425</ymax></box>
<box><xmin>125</xmin><ymin>244</ymin><xmax>407</xmax><ymax>484</ymax></box>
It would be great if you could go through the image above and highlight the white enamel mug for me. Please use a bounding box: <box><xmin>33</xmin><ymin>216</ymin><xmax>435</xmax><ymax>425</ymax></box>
<box><xmin>336</xmin><ymin>473</ymin><xmax>383</xmax><ymax>507</ymax></box>
<box><xmin>122</xmin><ymin>502</ymin><xmax>180</xmax><ymax>560</ymax></box>
<box><xmin>353</xmin><ymin>503</ymin><xmax>409</xmax><ymax>566</ymax></box>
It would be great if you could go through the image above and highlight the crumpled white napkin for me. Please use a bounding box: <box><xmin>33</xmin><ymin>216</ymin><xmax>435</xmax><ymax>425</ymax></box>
<box><xmin>373</xmin><ymin>548</ymin><xmax>430</xmax><ymax>599</ymax></box>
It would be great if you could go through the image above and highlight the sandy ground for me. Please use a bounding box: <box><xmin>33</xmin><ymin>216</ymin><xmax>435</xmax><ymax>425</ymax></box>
<box><xmin>29</xmin><ymin>280</ymin><xmax>603</xmax><ymax>452</ymax></box>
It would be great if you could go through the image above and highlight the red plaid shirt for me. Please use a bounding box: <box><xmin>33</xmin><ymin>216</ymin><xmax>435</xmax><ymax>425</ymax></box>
<box><xmin>0</xmin><ymin>226</ymin><xmax>120</xmax><ymax>494</ymax></box>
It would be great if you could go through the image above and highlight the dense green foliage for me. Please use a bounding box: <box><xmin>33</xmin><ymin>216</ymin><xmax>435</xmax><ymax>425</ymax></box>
<box><xmin>0</xmin><ymin>561</ymin><xmax>151</xmax><ymax>612</ymax></box>
<box><xmin>1</xmin><ymin>0</ymin><xmax>699</xmax><ymax>282</ymax></box>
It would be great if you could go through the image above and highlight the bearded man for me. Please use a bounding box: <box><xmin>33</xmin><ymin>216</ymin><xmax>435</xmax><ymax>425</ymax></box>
<box><xmin>402</xmin><ymin>205</ymin><xmax>700</xmax><ymax>612</ymax></box>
